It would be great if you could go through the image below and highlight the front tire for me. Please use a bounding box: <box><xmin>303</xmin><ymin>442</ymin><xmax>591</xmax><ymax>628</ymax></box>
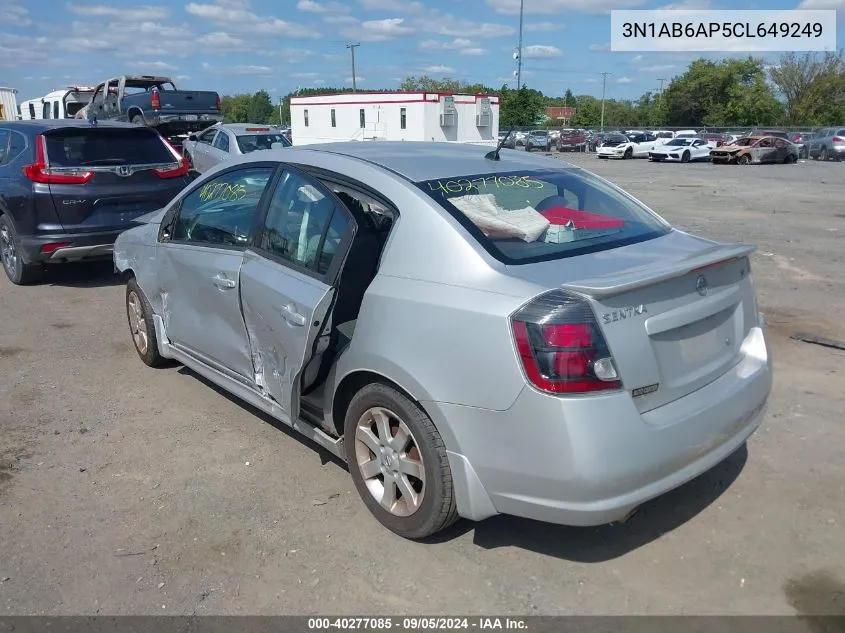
<box><xmin>738</xmin><ymin>155</ymin><xmax>751</xmax><ymax>165</ymax></box>
<box><xmin>0</xmin><ymin>215</ymin><xmax>43</xmax><ymax>285</ymax></box>
<box><xmin>344</xmin><ymin>383</ymin><xmax>458</xmax><ymax>539</ymax></box>
<box><xmin>126</xmin><ymin>277</ymin><xmax>166</xmax><ymax>367</ymax></box>
<box><xmin>623</xmin><ymin>147</ymin><xmax>633</xmax><ymax>159</ymax></box>
<box><xmin>681</xmin><ymin>151</ymin><xmax>690</xmax><ymax>163</ymax></box>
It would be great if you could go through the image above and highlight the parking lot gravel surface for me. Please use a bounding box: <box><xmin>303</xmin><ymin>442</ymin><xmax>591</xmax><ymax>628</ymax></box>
<box><xmin>1</xmin><ymin>152</ymin><xmax>844</xmax><ymax>616</ymax></box>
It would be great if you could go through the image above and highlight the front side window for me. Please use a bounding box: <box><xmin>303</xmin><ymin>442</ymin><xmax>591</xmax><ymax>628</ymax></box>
<box><xmin>172</xmin><ymin>166</ymin><xmax>274</xmax><ymax>246</ymax></box>
<box><xmin>259</xmin><ymin>170</ymin><xmax>349</xmax><ymax>274</ymax></box>
<box><xmin>417</xmin><ymin>169</ymin><xmax>670</xmax><ymax>265</ymax></box>
<box><xmin>198</xmin><ymin>128</ymin><xmax>217</xmax><ymax>144</ymax></box>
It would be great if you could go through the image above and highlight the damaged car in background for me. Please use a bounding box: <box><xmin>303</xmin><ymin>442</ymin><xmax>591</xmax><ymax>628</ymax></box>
<box><xmin>710</xmin><ymin>136</ymin><xmax>800</xmax><ymax>165</ymax></box>
<box><xmin>114</xmin><ymin>142</ymin><xmax>772</xmax><ymax>540</ymax></box>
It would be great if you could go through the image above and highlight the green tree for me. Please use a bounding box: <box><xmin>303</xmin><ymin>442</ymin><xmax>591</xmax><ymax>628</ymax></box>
<box><xmin>499</xmin><ymin>85</ymin><xmax>545</xmax><ymax>127</ymax></box>
<box><xmin>563</xmin><ymin>89</ymin><xmax>576</xmax><ymax>107</ymax></box>
<box><xmin>768</xmin><ymin>50</ymin><xmax>845</xmax><ymax>124</ymax></box>
<box><xmin>221</xmin><ymin>94</ymin><xmax>251</xmax><ymax>123</ymax></box>
<box><xmin>794</xmin><ymin>69</ymin><xmax>845</xmax><ymax>125</ymax></box>
<box><xmin>247</xmin><ymin>89</ymin><xmax>274</xmax><ymax>124</ymax></box>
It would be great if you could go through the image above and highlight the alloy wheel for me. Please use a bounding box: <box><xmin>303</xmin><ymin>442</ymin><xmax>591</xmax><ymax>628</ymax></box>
<box><xmin>127</xmin><ymin>290</ymin><xmax>149</xmax><ymax>356</ymax></box>
<box><xmin>0</xmin><ymin>223</ymin><xmax>18</xmax><ymax>279</ymax></box>
<box><xmin>354</xmin><ymin>406</ymin><xmax>425</xmax><ymax>517</ymax></box>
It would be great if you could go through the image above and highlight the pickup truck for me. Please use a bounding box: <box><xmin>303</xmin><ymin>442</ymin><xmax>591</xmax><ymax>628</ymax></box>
<box><xmin>83</xmin><ymin>75</ymin><xmax>222</xmax><ymax>141</ymax></box>
<box><xmin>556</xmin><ymin>128</ymin><xmax>586</xmax><ymax>152</ymax></box>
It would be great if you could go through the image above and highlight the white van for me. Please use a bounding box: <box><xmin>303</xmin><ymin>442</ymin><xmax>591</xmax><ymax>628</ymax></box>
<box><xmin>17</xmin><ymin>86</ymin><xmax>95</xmax><ymax>120</ymax></box>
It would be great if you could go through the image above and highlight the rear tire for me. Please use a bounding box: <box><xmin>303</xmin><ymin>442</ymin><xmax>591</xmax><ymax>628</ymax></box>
<box><xmin>130</xmin><ymin>114</ymin><xmax>144</xmax><ymax>126</ymax></box>
<box><xmin>820</xmin><ymin>147</ymin><xmax>828</xmax><ymax>161</ymax></box>
<box><xmin>0</xmin><ymin>215</ymin><xmax>43</xmax><ymax>286</ymax></box>
<box><xmin>344</xmin><ymin>382</ymin><xmax>458</xmax><ymax>539</ymax></box>
<box><xmin>125</xmin><ymin>277</ymin><xmax>166</xmax><ymax>367</ymax></box>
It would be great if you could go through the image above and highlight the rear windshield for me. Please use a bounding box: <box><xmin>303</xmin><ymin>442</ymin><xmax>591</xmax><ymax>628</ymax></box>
<box><xmin>235</xmin><ymin>133</ymin><xmax>291</xmax><ymax>153</ymax></box>
<box><xmin>44</xmin><ymin>128</ymin><xmax>174</xmax><ymax>167</ymax></box>
<box><xmin>417</xmin><ymin>169</ymin><xmax>670</xmax><ymax>265</ymax></box>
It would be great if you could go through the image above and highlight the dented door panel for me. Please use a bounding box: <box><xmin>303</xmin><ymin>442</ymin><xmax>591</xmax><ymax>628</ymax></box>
<box><xmin>239</xmin><ymin>249</ymin><xmax>335</xmax><ymax>419</ymax></box>
<box><xmin>158</xmin><ymin>243</ymin><xmax>256</xmax><ymax>382</ymax></box>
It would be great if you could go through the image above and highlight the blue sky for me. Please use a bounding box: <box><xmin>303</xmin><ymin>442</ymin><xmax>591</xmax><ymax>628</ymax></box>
<box><xmin>1</xmin><ymin>0</ymin><xmax>842</xmax><ymax>103</ymax></box>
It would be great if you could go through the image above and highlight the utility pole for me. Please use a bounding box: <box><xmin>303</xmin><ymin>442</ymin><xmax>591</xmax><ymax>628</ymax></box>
<box><xmin>600</xmin><ymin>71</ymin><xmax>610</xmax><ymax>132</ymax></box>
<box><xmin>516</xmin><ymin>0</ymin><xmax>524</xmax><ymax>89</ymax></box>
<box><xmin>346</xmin><ymin>42</ymin><xmax>360</xmax><ymax>91</ymax></box>
<box><xmin>656</xmin><ymin>78</ymin><xmax>666</xmax><ymax>127</ymax></box>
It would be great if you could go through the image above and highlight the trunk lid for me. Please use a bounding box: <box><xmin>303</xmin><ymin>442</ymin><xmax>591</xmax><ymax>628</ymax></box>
<box><xmin>506</xmin><ymin>231</ymin><xmax>759</xmax><ymax>413</ymax></box>
<box><xmin>42</xmin><ymin>127</ymin><xmax>188</xmax><ymax>232</ymax></box>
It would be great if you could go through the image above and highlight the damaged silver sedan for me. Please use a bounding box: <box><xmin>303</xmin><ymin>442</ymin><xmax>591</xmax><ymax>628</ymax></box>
<box><xmin>114</xmin><ymin>143</ymin><xmax>771</xmax><ymax>539</ymax></box>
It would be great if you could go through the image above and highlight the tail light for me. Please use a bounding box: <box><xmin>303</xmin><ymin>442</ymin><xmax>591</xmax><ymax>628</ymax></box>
<box><xmin>833</xmin><ymin>136</ymin><xmax>843</xmax><ymax>143</ymax></box>
<box><xmin>40</xmin><ymin>242</ymin><xmax>71</xmax><ymax>254</ymax></box>
<box><xmin>153</xmin><ymin>157</ymin><xmax>190</xmax><ymax>179</ymax></box>
<box><xmin>215</xmin><ymin>94</ymin><xmax>221</xmax><ymax>110</ymax></box>
<box><xmin>22</xmin><ymin>134</ymin><xmax>93</xmax><ymax>184</ymax></box>
<box><xmin>510</xmin><ymin>290</ymin><xmax>621</xmax><ymax>394</ymax></box>
<box><xmin>151</xmin><ymin>88</ymin><xmax>160</xmax><ymax>110</ymax></box>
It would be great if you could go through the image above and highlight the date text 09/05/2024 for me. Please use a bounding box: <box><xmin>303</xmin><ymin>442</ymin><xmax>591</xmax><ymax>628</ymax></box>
<box><xmin>621</xmin><ymin>22</ymin><xmax>823</xmax><ymax>39</ymax></box>
<box><xmin>307</xmin><ymin>617</ymin><xmax>528</xmax><ymax>630</ymax></box>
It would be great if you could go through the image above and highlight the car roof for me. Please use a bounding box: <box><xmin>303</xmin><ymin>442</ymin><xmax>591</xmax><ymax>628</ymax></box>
<box><xmin>2</xmin><ymin>119</ymin><xmax>142</xmax><ymax>132</ymax></box>
<box><xmin>217</xmin><ymin>123</ymin><xmax>283</xmax><ymax>133</ymax></box>
<box><xmin>265</xmin><ymin>141</ymin><xmax>576</xmax><ymax>182</ymax></box>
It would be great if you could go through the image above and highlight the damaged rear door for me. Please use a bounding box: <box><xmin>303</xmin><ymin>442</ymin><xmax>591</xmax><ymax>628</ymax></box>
<box><xmin>156</xmin><ymin>163</ymin><xmax>277</xmax><ymax>381</ymax></box>
<box><xmin>239</xmin><ymin>167</ymin><xmax>354</xmax><ymax>421</ymax></box>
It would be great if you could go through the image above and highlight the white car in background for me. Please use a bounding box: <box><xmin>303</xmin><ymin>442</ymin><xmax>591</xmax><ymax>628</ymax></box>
<box><xmin>674</xmin><ymin>129</ymin><xmax>699</xmax><ymax>140</ymax></box>
<box><xmin>596</xmin><ymin>131</ymin><xmax>658</xmax><ymax>159</ymax></box>
<box><xmin>648</xmin><ymin>137</ymin><xmax>716</xmax><ymax>163</ymax></box>
<box><xmin>651</xmin><ymin>130</ymin><xmax>676</xmax><ymax>145</ymax></box>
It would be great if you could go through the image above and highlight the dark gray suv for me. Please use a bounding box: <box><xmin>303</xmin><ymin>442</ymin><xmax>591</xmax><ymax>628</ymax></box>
<box><xmin>0</xmin><ymin>120</ymin><xmax>192</xmax><ymax>284</ymax></box>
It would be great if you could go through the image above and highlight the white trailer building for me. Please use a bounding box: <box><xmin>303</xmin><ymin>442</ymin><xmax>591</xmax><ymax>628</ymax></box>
<box><xmin>0</xmin><ymin>87</ymin><xmax>19</xmax><ymax>121</ymax></box>
<box><xmin>289</xmin><ymin>92</ymin><xmax>499</xmax><ymax>146</ymax></box>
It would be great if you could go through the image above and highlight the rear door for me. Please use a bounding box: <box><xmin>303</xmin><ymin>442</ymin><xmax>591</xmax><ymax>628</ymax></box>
<box><xmin>156</xmin><ymin>162</ymin><xmax>277</xmax><ymax>381</ymax></box>
<box><xmin>208</xmin><ymin>130</ymin><xmax>231</xmax><ymax>169</ymax></box>
<box><xmin>191</xmin><ymin>128</ymin><xmax>218</xmax><ymax>172</ymax></box>
<box><xmin>239</xmin><ymin>167</ymin><xmax>354</xmax><ymax>420</ymax></box>
<box><xmin>42</xmin><ymin>126</ymin><xmax>189</xmax><ymax>232</ymax></box>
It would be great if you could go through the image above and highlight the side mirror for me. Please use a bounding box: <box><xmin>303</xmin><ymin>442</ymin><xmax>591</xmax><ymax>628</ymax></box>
<box><xmin>188</xmin><ymin>134</ymin><xmax>197</xmax><ymax>141</ymax></box>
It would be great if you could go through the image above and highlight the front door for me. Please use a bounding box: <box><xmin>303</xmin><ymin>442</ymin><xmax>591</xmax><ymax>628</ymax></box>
<box><xmin>239</xmin><ymin>167</ymin><xmax>353</xmax><ymax>419</ymax></box>
<box><xmin>157</xmin><ymin>163</ymin><xmax>277</xmax><ymax>381</ymax></box>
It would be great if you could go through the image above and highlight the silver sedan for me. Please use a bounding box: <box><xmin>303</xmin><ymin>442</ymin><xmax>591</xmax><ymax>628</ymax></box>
<box><xmin>182</xmin><ymin>123</ymin><xmax>291</xmax><ymax>173</ymax></box>
<box><xmin>114</xmin><ymin>142</ymin><xmax>772</xmax><ymax>539</ymax></box>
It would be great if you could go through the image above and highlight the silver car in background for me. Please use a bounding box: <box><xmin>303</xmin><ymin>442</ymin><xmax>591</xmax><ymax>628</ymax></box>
<box><xmin>807</xmin><ymin>126</ymin><xmax>845</xmax><ymax>161</ymax></box>
<box><xmin>182</xmin><ymin>123</ymin><xmax>292</xmax><ymax>173</ymax></box>
<box><xmin>114</xmin><ymin>142</ymin><xmax>772</xmax><ymax>539</ymax></box>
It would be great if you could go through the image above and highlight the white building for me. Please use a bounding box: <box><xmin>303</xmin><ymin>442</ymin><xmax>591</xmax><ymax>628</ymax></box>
<box><xmin>0</xmin><ymin>87</ymin><xmax>18</xmax><ymax>121</ymax></box>
<box><xmin>289</xmin><ymin>92</ymin><xmax>499</xmax><ymax>146</ymax></box>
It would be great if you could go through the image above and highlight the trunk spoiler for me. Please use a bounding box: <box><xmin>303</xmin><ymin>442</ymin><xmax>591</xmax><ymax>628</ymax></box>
<box><xmin>562</xmin><ymin>243</ymin><xmax>756</xmax><ymax>298</ymax></box>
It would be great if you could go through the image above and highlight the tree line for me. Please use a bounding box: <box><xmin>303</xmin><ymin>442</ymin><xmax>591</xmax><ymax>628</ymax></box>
<box><xmin>220</xmin><ymin>51</ymin><xmax>844</xmax><ymax>129</ymax></box>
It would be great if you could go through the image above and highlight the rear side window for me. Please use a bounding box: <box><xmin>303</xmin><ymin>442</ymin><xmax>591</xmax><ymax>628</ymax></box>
<box><xmin>417</xmin><ymin>169</ymin><xmax>670</xmax><ymax>265</ymax></box>
<box><xmin>44</xmin><ymin>128</ymin><xmax>175</xmax><ymax>167</ymax></box>
<box><xmin>213</xmin><ymin>132</ymin><xmax>230</xmax><ymax>152</ymax></box>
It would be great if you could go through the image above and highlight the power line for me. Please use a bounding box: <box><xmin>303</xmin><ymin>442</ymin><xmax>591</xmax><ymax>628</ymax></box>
<box><xmin>346</xmin><ymin>42</ymin><xmax>360</xmax><ymax>91</ymax></box>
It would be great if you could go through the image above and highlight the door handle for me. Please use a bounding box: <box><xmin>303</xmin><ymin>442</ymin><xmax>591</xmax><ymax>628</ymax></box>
<box><xmin>281</xmin><ymin>304</ymin><xmax>306</xmax><ymax>327</ymax></box>
<box><xmin>212</xmin><ymin>274</ymin><xmax>236</xmax><ymax>289</ymax></box>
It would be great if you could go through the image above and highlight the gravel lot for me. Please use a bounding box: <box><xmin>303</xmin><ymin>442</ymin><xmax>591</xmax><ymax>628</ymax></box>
<box><xmin>1</xmin><ymin>153</ymin><xmax>844</xmax><ymax>616</ymax></box>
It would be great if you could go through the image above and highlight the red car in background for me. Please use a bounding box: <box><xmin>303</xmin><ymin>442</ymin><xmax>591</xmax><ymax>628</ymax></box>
<box><xmin>556</xmin><ymin>128</ymin><xmax>587</xmax><ymax>152</ymax></box>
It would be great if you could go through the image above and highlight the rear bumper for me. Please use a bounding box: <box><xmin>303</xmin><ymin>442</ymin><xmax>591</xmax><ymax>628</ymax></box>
<box><xmin>19</xmin><ymin>230</ymin><xmax>123</xmax><ymax>264</ymax></box>
<box><xmin>428</xmin><ymin>316</ymin><xmax>772</xmax><ymax>526</ymax></box>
